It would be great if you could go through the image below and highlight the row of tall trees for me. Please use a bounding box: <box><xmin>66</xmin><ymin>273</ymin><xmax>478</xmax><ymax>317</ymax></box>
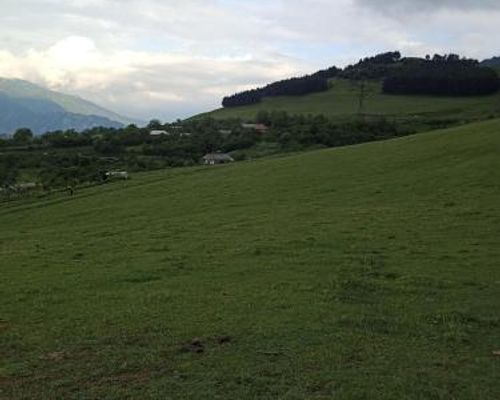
<box><xmin>222</xmin><ymin>52</ymin><xmax>500</xmax><ymax>107</ymax></box>
<box><xmin>383</xmin><ymin>57</ymin><xmax>500</xmax><ymax>96</ymax></box>
<box><xmin>340</xmin><ymin>51</ymin><xmax>402</xmax><ymax>80</ymax></box>
<box><xmin>2</xmin><ymin>107</ymin><xmax>475</xmax><ymax>195</ymax></box>
<box><xmin>223</xmin><ymin>51</ymin><xmax>405</xmax><ymax>108</ymax></box>
<box><xmin>0</xmin><ymin>112</ymin><xmax>414</xmax><ymax>191</ymax></box>
<box><xmin>222</xmin><ymin>67</ymin><xmax>340</xmax><ymax>107</ymax></box>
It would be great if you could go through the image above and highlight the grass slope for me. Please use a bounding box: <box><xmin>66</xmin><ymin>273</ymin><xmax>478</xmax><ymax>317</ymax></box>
<box><xmin>202</xmin><ymin>79</ymin><xmax>500</xmax><ymax>121</ymax></box>
<box><xmin>1</xmin><ymin>120</ymin><xmax>500</xmax><ymax>399</ymax></box>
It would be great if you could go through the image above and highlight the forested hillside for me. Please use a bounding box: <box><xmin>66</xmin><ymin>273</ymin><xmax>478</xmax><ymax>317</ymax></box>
<box><xmin>383</xmin><ymin>55</ymin><xmax>500</xmax><ymax>96</ymax></box>
<box><xmin>222</xmin><ymin>66</ymin><xmax>340</xmax><ymax>107</ymax></box>
<box><xmin>220</xmin><ymin>52</ymin><xmax>500</xmax><ymax>110</ymax></box>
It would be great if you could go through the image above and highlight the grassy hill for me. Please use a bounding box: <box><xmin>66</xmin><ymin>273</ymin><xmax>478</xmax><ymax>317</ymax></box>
<box><xmin>1</xmin><ymin>119</ymin><xmax>500</xmax><ymax>399</ymax></box>
<box><xmin>201</xmin><ymin>79</ymin><xmax>500</xmax><ymax>122</ymax></box>
<box><xmin>0</xmin><ymin>92</ymin><xmax>124</xmax><ymax>135</ymax></box>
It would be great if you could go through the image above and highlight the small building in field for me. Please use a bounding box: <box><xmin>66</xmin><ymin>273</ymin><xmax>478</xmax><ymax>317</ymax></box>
<box><xmin>203</xmin><ymin>153</ymin><xmax>234</xmax><ymax>165</ymax></box>
<box><xmin>7</xmin><ymin>182</ymin><xmax>38</xmax><ymax>192</ymax></box>
<box><xmin>150</xmin><ymin>130</ymin><xmax>170</xmax><ymax>136</ymax></box>
<box><xmin>241</xmin><ymin>123</ymin><xmax>268</xmax><ymax>133</ymax></box>
<box><xmin>105</xmin><ymin>171</ymin><xmax>129</xmax><ymax>180</ymax></box>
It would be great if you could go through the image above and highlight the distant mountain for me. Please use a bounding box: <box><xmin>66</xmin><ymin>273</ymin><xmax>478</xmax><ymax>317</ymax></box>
<box><xmin>0</xmin><ymin>93</ymin><xmax>125</xmax><ymax>134</ymax></box>
<box><xmin>481</xmin><ymin>57</ymin><xmax>500</xmax><ymax>67</ymax></box>
<box><xmin>0</xmin><ymin>78</ymin><xmax>139</xmax><ymax>134</ymax></box>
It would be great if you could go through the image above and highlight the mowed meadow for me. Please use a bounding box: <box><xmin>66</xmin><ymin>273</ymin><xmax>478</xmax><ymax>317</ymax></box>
<box><xmin>202</xmin><ymin>79</ymin><xmax>500</xmax><ymax>122</ymax></box>
<box><xmin>1</xmin><ymin>119</ymin><xmax>500</xmax><ymax>399</ymax></box>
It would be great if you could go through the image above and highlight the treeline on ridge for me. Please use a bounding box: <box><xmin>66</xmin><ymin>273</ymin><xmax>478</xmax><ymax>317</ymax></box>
<box><xmin>383</xmin><ymin>54</ymin><xmax>500</xmax><ymax>96</ymax></box>
<box><xmin>222</xmin><ymin>52</ymin><xmax>500</xmax><ymax>107</ymax></box>
<box><xmin>339</xmin><ymin>51</ymin><xmax>403</xmax><ymax>80</ymax></box>
<box><xmin>222</xmin><ymin>66</ymin><xmax>340</xmax><ymax>108</ymax></box>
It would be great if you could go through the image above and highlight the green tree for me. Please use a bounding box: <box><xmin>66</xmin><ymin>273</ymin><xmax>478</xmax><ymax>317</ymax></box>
<box><xmin>147</xmin><ymin>119</ymin><xmax>163</xmax><ymax>130</ymax></box>
<box><xmin>0</xmin><ymin>156</ymin><xmax>18</xmax><ymax>188</ymax></box>
<box><xmin>256</xmin><ymin>110</ymin><xmax>271</xmax><ymax>125</ymax></box>
<box><xmin>13</xmin><ymin>128</ymin><xmax>33</xmax><ymax>143</ymax></box>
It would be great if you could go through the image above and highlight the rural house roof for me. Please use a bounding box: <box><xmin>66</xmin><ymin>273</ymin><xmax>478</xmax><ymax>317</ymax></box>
<box><xmin>241</xmin><ymin>123</ymin><xmax>268</xmax><ymax>132</ymax></box>
<box><xmin>150</xmin><ymin>130</ymin><xmax>170</xmax><ymax>136</ymax></box>
<box><xmin>203</xmin><ymin>153</ymin><xmax>234</xmax><ymax>162</ymax></box>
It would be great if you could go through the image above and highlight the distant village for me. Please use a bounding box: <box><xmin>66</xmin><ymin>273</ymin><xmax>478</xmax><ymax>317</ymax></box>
<box><xmin>1</xmin><ymin>105</ymin><xmax>441</xmax><ymax>201</ymax></box>
<box><xmin>0</xmin><ymin>118</ymin><xmax>274</xmax><ymax>199</ymax></box>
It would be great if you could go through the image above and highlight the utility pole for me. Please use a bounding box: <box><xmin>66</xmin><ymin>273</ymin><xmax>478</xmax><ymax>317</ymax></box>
<box><xmin>357</xmin><ymin>79</ymin><xmax>367</xmax><ymax>119</ymax></box>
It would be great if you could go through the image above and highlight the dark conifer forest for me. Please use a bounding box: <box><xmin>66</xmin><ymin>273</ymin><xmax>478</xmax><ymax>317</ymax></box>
<box><xmin>222</xmin><ymin>52</ymin><xmax>500</xmax><ymax>108</ymax></box>
<box><xmin>383</xmin><ymin>55</ymin><xmax>500</xmax><ymax>96</ymax></box>
<box><xmin>222</xmin><ymin>66</ymin><xmax>340</xmax><ymax>107</ymax></box>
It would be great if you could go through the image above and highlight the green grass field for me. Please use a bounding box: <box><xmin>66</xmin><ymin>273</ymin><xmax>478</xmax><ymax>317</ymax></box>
<box><xmin>201</xmin><ymin>79</ymin><xmax>500</xmax><ymax>122</ymax></box>
<box><xmin>1</xmin><ymin>119</ymin><xmax>500</xmax><ymax>399</ymax></box>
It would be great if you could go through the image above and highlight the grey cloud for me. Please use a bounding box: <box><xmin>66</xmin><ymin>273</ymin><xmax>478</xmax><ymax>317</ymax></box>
<box><xmin>55</xmin><ymin>52</ymin><xmax>307</xmax><ymax>121</ymax></box>
<box><xmin>355</xmin><ymin>0</ymin><xmax>500</xmax><ymax>15</ymax></box>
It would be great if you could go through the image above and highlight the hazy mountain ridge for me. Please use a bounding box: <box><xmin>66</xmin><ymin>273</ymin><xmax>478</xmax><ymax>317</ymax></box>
<box><xmin>0</xmin><ymin>78</ymin><xmax>138</xmax><ymax>134</ymax></box>
<box><xmin>0</xmin><ymin>92</ymin><xmax>123</xmax><ymax>134</ymax></box>
<box><xmin>481</xmin><ymin>56</ymin><xmax>500</xmax><ymax>67</ymax></box>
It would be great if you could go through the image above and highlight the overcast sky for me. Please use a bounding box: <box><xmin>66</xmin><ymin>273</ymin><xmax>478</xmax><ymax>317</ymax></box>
<box><xmin>1</xmin><ymin>0</ymin><xmax>499</xmax><ymax>121</ymax></box>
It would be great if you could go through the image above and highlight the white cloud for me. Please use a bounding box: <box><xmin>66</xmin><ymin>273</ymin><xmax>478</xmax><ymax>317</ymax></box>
<box><xmin>0</xmin><ymin>36</ymin><xmax>306</xmax><ymax>120</ymax></box>
<box><xmin>45</xmin><ymin>36</ymin><xmax>97</xmax><ymax>68</ymax></box>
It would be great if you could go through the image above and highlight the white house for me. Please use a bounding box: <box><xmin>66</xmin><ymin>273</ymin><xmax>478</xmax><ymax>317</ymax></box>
<box><xmin>149</xmin><ymin>130</ymin><xmax>170</xmax><ymax>136</ymax></box>
<box><xmin>105</xmin><ymin>171</ymin><xmax>129</xmax><ymax>180</ymax></box>
<box><xmin>241</xmin><ymin>123</ymin><xmax>268</xmax><ymax>133</ymax></box>
<box><xmin>203</xmin><ymin>153</ymin><xmax>234</xmax><ymax>165</ymax></box>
